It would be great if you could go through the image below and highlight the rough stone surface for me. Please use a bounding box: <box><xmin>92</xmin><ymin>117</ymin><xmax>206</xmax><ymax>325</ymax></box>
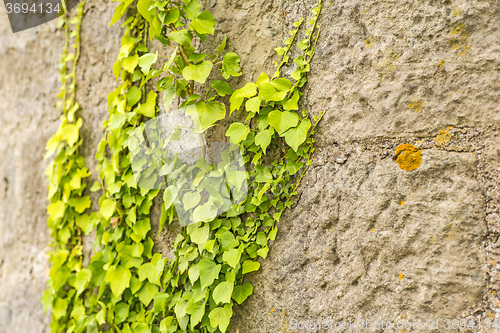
<box><xmin>0</xmin><ymin>0</ymin><xmax>498</xmax><ymax>332</ymax></box>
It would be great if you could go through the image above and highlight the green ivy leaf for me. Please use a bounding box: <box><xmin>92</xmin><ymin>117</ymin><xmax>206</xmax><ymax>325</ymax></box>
<box><xmin>267</xmin><ymin>110</ymin><xmax>298</xmax><ymax>135</ymax></box>
<box><xmin>47</xmin><ymin>201</ymin><xmax>66</xmax><ymax>220</ymax></box>
<box><xmin>137</xmin><ymin>0</ymin><xmax>155</xmax><ymax>23</ymax></box>
<box><xmin>122</xmin><ymin>54</ymin><xmax>139</xmax><ymax>73</ymax></box>
<box><xmin>105</xmin><ymin>266</ymin><xmax>131</xmax><ymax>298</ymax></box>
<box><xmin>222</xmin><ymin>248</ymin><xmax>242</xmax><ymax>269</ymax></box>
<box><xmin>188</xmin><ymin>223</ymin><xmax>209</xmax><ymax>244</ymax></box>
<box><xmin>258</xmin><ymin>78</ymin><xmax>291</xmax><ymax>102</ymax></box>
<box><xmin>283</xmin><ymin>90</ymin><xmax>300</xmax><ymax>111</ymax></box>
<box><xmin>74</xmin><ymin>268</ymin><xmax>92</xmax><ymax>297</ymax></box>
<box><xmin>255</xmin><ymin>129</ymin><xmax>272</xmax><ymax>154</ymax></box>
<box><xmin>137</xmin><ymin>91</ymin><xmax>157</xmax><ymax>118</ymax></box>
<box><xmin>190</xmin><ymin>10</ymin><xmax>215</xmax><ymax>35</ymax></box>
<box><xmin>163</xmin><ymin>8</ymin><xmax>180</xmax><ymax>25</ymax></box>
<box><xmin>197</xmin><ymin>258</ymin><xmax>221</xmax><ymax>289</ymax></box>
<box><xmin>221</xmin><ymin>52</ymin><xmax>242</xmax><ymax>79</ymax></box>
<box><xmin>232</xmin><ymin>282</ymin><xmax>253</xmax><ymax>305</ymax></box>
<box><xmin>210</xmin><ymin>80</ymin><xmax>233</xmax><ymax>97</ymax></box>
<box><xmin>68</xmin><ymin>196</ymin><xmax>91</xmax><ymax>213</ymax></box>
<box><xmin>137</xmin><ymin>281</ymin><xmax>159</xmax><ymax>307</ymax></box>
<box><xmin>132</xmin><ymin>218</ymin><xmax>151</xmax><ymax>242</ymax></box>
<box><xmin>182</xmin><ymin>61</ymin><xmax>213</xmax><ymax>84</ymax></box>
<box><xmin>100</xmin><ymin>198</ymin><xmax>116</xmax><ymax>219</ymax></box>
<box><xmin>283</xmin><ymin>119</ymin><xmax>311</xmax><ymax>152</ymax></box>
<box><xmin>138</xmin><ymin>52</ymin><xmax>158</xmax><ymax>75</ymax></box>
<box><xmin>126</xmin><ymin>86</ymin><xmax>142</xmax><ymax>107</ymax></box>
<box><xmin>163</xmin><ymin>185</ymin><xmax>179</xmax><ymax>209</ymax></box>
<box><xmin>182</xmin><ymin>191</ymin><xmax>201</xmax><ymax>210</ymax></box>
<box><xmin>169</xmin><ymin>29</ymin><xmax>193</xmax><ymax>47</ymax></box>
<box><xmin>209</xmin><ymin>304</ymin><xmax>232</xmax><ymax>333</ymax></box>
<box><xmin>225</xmin><ymin>123</ymin><xmax>250</xmax><ymax>144</ymax></box>
<box><xmin>242</xmin><ymin>260</ymin><xmax>260</xmax><ymax>274</ymax></box>
<box><xmin>183</xmin><ymin>0</ymin><xmax>201</xmax><ymax>20</ymax></box>
<box><xmin>245</xmin><ymin>96</ymin><xmax>261</xmax><ymax>113</ymax></box>
<box><xmin>192</xmin><ymin>202</ymin><xmax>218</xmax><ymax>223</ymax></box>
<box><xmin>212</xmin><ymin>281</ymin><xmax>234</xmax><ymax>304</ymax></box>
<box><xmin>185</xmin><ymin>101</ymin><xmax>226</xmax><ymax>132</ymax></box>
<box><xmin>229</xmin><ymin>83</ymin><xmax>257</xmax><ymax>113</ymax></box>
<box><xmin>217</xmin><ymin>35</ymin><xmax>227</xmax><ymax>55</ymax></box>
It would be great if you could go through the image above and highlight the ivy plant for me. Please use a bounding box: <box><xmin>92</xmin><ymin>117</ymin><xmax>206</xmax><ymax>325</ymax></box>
<box><xmin>43</xmin><ymin>1</ymin><xmax>323</xmax><ymax>332</ymax></box>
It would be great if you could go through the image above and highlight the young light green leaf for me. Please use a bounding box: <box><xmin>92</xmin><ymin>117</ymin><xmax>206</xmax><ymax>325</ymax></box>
<box><xmin>229</xmin><ymin>83</ymin><xmax>257</xmax><ymax>113</ymax></box>
<box><xmin>137</xmin><ymin>91</ymin><xmax>157</xmax><ymax>118</ymax></box>
<box><xmin>163</xmin><ymin>185</ymin><xmax>179</xmax><ymax>209</ymax></box>
<box><xmin>255</xmin><ymin>129</ymin><xmax>272</xmax><ymax>154</ymax></box>
<box><xmin>283</xmin><ymin>119</ymin><xmax>311</xmax><ymax>152</ymax></box>
<box><xmin>122</xmin><ymin>54</ymin><xmax>139</xmax><ymax>73</ymax></box>
<box><xmin>185</xmin><ymin>101</ymin><xmax>226</xmax><ymax>132</ymax></box>
<box><xmin>100</xmin><ymin>198</ymin><xmax>116</xmax><ymax>219</ymax></box>
<box><xmin>222</xmin><ymin>248</ymin><xmax>242</xmax><ymax>269</ymax></box>
<box><xmin>283</xmin><ymin>90</ymin><xmax>300</xmax><ymax>111</ymax></box>
<box><xmin>138</xmin><ymin>52</ymin><xmax>158</xmax><ymax>75</ymax></box>
<box><xmin>209</xmin><ymin>305</ymin><xmax>232</xmax><ymax>333</ymax></box>
<box><xmin>197</xmin><ymin>258</ymin><xmax>221</xmax><ymax>289</ymax></box>
<box><xmin>242</xmin><ymin>260</ymin><xmax>260</xmax><ymax>274</ymax></box>
<box><xmin>182</xmin><ymin>191</ymin><xmax>201</xmax><ymax>210</ymax></box>
<box><xmin>169</xmin><ymin>29</ymin><xmax>193</xmax><ymax>47</ymax></box>
<box><xmin>104</xmin><ymin>266</ymin><xmax>131</xmax><ymax>297</ymax></box>
<box><xmin>193</xmin><ymin>202</ymin><xmax>218</xmax><ymax>222</ymax></box>
<box><xmin>212</xmin><ymin>281</ymin><xmax>234</xmax><ymax>304</ymax></box>
<box><xmin>210</xmin><ymin>80</ymin><xmax>233</xmax><ymax>97</ymax></box>
<box><xmin>217</xmin><ymin>35</ymin><xmax>227</xmax><ymax>55</ymax></box>
<box><xmin>225</xmin><ymin>123</ymin><xmax>250</xmax><ymax>144</ymax></box>
<box><xmin>232</xmin><ymin>282</ymin><xmax>253</xmax><ymax>305</ymax></box>
<box><xmin>190</xmin><ymin>10</ymin><xmax>215</xmax><ymax>35</ymax></box>
<box><xmin>267</xmin><ymin>110</ymin><xmax>298</xmax><ymax>135</ymax></box>
<box><xmin>188</xmin><ymin>224</ymin><xmax>209</xmax><ymax>244</ymax></box>
<box><xmin>182</xmin><ymin>61</ymin><xmax>213</xmax><ymax>84</ymax></box>
<box><xmin>221</xmin><ymin>52</ymin><xmax>242</xmax><ymax>79</ymax></box>
<box><xmin>245</xmin><ymin>96</ymin><xmax>261</xmax><ymax>113</ymax></box>
<box><xmin>137</xmin><ymin>0</ymin><xmax>155</xmax><ymax>23</ymax></box>
<box><xmin>74</xmin><ymin>268</ymin><xmax>92</xmax><ymax>297</ymax></box>
<box><xmin>163</xmin><ymin>8</ymin><xmax>180</xmax><ymax>25</ymax></box>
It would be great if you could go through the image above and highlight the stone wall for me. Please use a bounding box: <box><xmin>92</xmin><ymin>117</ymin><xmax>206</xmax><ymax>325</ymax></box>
<box><xmin>0</xmin><ymin>0</ymin><xmax>498</xmax><ymax>332</ymax></box>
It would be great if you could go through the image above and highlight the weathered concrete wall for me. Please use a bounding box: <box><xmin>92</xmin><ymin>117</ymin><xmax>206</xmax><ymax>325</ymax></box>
<box><xmin>0</xmin><ymin>0</ymin><xmax>498</xmax><ymax>332</ymax></box>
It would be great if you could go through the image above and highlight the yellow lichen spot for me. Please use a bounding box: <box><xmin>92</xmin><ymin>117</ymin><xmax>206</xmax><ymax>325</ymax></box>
<box><xmin>371</xmin><ymin>228</ymin><xmax>375</xmax><ymax>232</ymax></box>
<box><xmin>434</xmin><ymin>126</ymin><xmax>453</xmax><ymax>147</ymax></box>
<box><xmin>399</xmin><ymin>201</ymin><xmax>405</xmax><ymax>206</ymax></box>
<box><xmin>269</xmin><ymin>308</ymin><xmax>274</xmax><ymax>315</ymax></box>
<box><xmin>407</xmin><ymin>99</ymin><xmax>424</xmax><ymax>113</ymax></box>
<box><xmin>449</xmin><ymin>23</ymin><xmax>471</xmax><ymax>59</ymax></box>
<box><xmin>395</xmin><ymin>143</ymin><xmax>423</xmax><ymax>171</ymax></box>
<box><xmin>438</xmin><ymin>59</ymin><xmax>445</xmax><ymax>67</ymax></box>
<box><xmin>493</xmin><ymin>290</ymin><xmax>497</xmax><ymax>296</ymax></box>
<box><xmin>488</xmin><ymin>312</ymin><xmax>494</xmax><ymax>319</ymax></box>
<box><xmin>364</xmin><ymin>37</ymin><xmax>372</xmax><ymax>48</ymax></box>
<box><xmin>399</xmin><ymin>273</ymin><xmax>404</xmax><ymax>280</ymax></box>
<box><xmin>451</xmin><ymin>7</ymin><xmax>462</xmax><ymax>17</ymax></box>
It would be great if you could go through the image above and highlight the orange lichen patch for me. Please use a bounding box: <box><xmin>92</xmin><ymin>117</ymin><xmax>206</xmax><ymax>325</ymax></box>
<box><xmin>371</xmin><ymin>228</ymin><xmax>375</xmax><ymax>232</ymax></box>
<box><xmin>395</xmin><ymin>144</ymin><xmax>423</xmax><ymax>171</ymax></box>
<box><xmin>399</xmin><ymin>201</ymin><xmax>405</xmax><ymax>206</ymax></box>
<box><xmin>399</xmin><ymin>273</ymin><xmax>404</xmax><ymax>280</ymax></box>
<box><xmin>434</xmin><ymin>126</ymin><xmax>453</xmax><ymax>147</ymax></box>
